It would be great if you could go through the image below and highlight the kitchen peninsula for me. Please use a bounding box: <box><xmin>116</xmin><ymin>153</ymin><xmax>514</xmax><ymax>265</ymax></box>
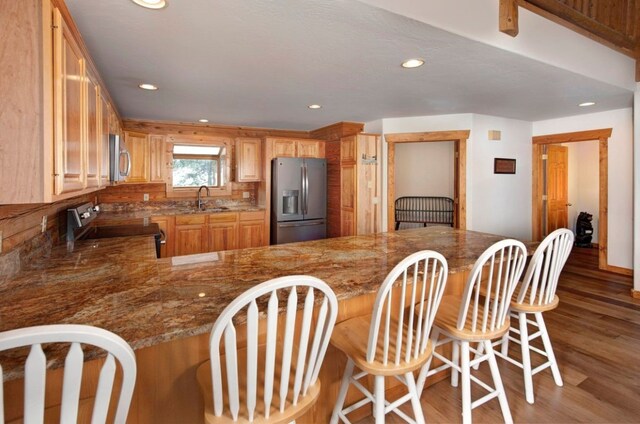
<box><xmin>0</xmin><ymin>227</ymin><xmax>534</xmax><ymax>423</ymax></box>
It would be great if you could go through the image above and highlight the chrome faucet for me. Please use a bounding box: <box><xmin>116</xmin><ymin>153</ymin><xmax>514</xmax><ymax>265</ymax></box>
<box><xmin>197</xmin><ymin>185</ymin><xmax>210</xmax><ymax>210</ymax></box>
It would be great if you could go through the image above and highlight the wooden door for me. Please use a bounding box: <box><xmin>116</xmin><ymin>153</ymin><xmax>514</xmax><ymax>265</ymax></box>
<box><xmin>53</xmin><ymin>8</ymin><xmax>86</xmax><ymax>195</ymax></box>
<box><xmin>124</xmin><ymin>131</ymin><xmax>150</xmax><ymax>183</ymax></box>
<box><xmin>272</xmin><ymin>139</ymin><xmax>296</xmax><ymax>157</ymax></box>
<box><xmin>100</xmin><ymin>97</ymin><xmax>110</xmax><ymax>186</ymax></box>
<box><xmin>85</xmin><ymin>71</ymin><xmax>100</xmax><ymax>188</ymax></box>
<box><xmin>151</xmin><ymin>216</ymin><xmax>174</xmax><ymax>258</ymax></box>
<box><xmin>149</xmin><ymin>135</ymin><xmax>165</xmax><ymax>182</ymax></box>
<box><xmin>238</xmin><ymin>221</ymin><xmax>265</xmax><ymax>248</ymax></box>
<box><xmin>546</xmin><ymin>145</ymin><xmax>569</xmax><ymax>233</ymax></box>
<box><xmin>356</xmin><ymin>134</ymin><xmax>381</xmax><ymax>235</ymax></box>
<box><xmin>236</xmin><ymin>138</ymin><xmax>262</xmax><ymax>182</ymax></box>
<box><xmin>174</xmin><ymin>216</ymin><xmax>206</xmax><ymax>256</ymax></box>
<box><xmin>297</xmin><ymin>140</ymin><xmax>324</xmax><ymax>158</ymax></box>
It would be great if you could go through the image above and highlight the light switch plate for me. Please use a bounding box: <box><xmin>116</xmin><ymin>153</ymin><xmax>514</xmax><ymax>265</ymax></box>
<box><xmin>143</xmin><ymin>193</ymin><xmax>149</xmax><ymax>201</ymax></box>
<box><xmin>243</xmin><ymin>191</ymin><xmax>250</xmax><ymax>199</ymax></box>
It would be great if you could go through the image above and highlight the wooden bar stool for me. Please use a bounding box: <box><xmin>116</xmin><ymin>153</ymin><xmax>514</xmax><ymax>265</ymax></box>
<box><xmin>494</xmin><ymin>228</ymin><xmax>574</xmax><ymax>404</ymax></box>
<box><xmin>330</xmin><ymin>250</ymin><xmax>449</xmax><ymax>424</ymax></box>
<box><xmin>196</xmin><ymin>275</ymin><xmax>338</xmax><ymax>423</ymax></box>
<box><xmin>416</xmin><ymin>239</ymin><xmax>527</xmax><ymax>424</ymax></box>
<box><xmin>0</xmin><ymin>324</ymin><xmax>137</xmax><ymax>424</ymax></box>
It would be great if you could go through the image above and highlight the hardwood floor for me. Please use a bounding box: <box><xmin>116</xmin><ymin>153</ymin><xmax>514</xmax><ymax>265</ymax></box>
<box><xmin>354</xmin><ymin>247</ymin><xmax>640</xmax><ymax>423</ymax></box>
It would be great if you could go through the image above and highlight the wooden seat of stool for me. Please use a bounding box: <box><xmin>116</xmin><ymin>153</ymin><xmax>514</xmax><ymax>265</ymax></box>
<box><xmin>510</xmin><ymin>293</ymin><xmax>559</xmax><ymax>313</ymax></box>
<box><xmin>331</xmin><ymin>315</ymin><xmax>434</xmax><ymax>376</ymax></box>
<box><xmin>434</xmin><ymin>295</ymin><xmax>511</xmax><ymax>342</ymax></box>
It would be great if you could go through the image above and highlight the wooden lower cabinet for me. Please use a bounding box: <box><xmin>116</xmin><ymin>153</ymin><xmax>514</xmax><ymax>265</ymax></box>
<box><xmin>207</xmin><ymin>213</ymin><xmax>238</xmax><ymax>252</ymax></box>
<box><xmin>161</xmin><ymin>211</ymin><xmax>266</xmax><ymax>257</ymax></box>
<box><xmin>238</xmin><ymin>220</ymin><xmax>265</xmax><ymax>248</ymax></box>
<box><xmin>150</xmin><ymin>216</ymin><xmax>174</xmax><ymax>258</ymax></box>
<box><xmin>174</xmin><ymin>215</ymin><xmax>207</xmax><ymax>256</ymax></box>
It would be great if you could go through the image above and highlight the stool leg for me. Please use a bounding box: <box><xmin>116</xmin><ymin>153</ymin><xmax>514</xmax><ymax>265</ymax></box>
<box><xmin>500</xmin><ymin>328</ymin><xmax>510</xmax><ymax>357</ymax></box>
<box><xmin>374</xmin><ymin>375</ymin><xmax>385</xmax><ymax>423</ymax></box>
<box><xmin>519</xmin><ymin>312</ymin><xmax>534</xmax><ymax>404</ymax></box>
<box><xmin>416</xmin><ymin>328</ymin><xmax>440</xmax><ymax>396</ymax></box>
<box><xmin>485</xmin><ymin>340</ymin><xmax>513</xmax><ymax>424</ymax></box>
<box><xmin>451</xmin><ymin>340</ymin><xmax>460</xmax><ymax>387</ymax></box>
<box><xmin>330</xmin><ymin>359</ymin><xmax>354</xmax><ymax>424</ymax></box>
<box><xmin>405</xmin><ymin>372</ymin><xmax>426</xmax><ymax>424</ymax></box>
<box><xmin>472</xmin><ymin>341</ymin><xmax>483</xmax><ymax>370</ymax></box>
<box><xmin>460</xmin><ymin>341</ymin><xmax>472</xmax><ymax>424</ymax></box>
<box><xmin>536</xmin><ymin>312</ymin><xmax>563</xmax><ymax>387</ymax></box>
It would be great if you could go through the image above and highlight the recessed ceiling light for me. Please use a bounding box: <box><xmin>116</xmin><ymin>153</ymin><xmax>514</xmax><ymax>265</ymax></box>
<box><xmin>401</xmin><ymin>58</ymin><xmax>425</xmax><ymax>69</ymax></box>
<box><xmin>131</xmin><ymin>0</ymin><xmax>167</xmax><ymax>10</ymax></box>
<box><xmin>308</xmin><ymin>104</ymin><xmax>322</xmax><ymax>109</ymax></box>
<box><xmin>198</xmin><ymin>119</ymin><xmax>209</xmax><ymax>123</ymax></box>
<box><xmin>138</xmin><ymin>83</ymin><xmax>158</xmax><ymax>91</ymax></box>
<box><xmin>579</xmin><ymin>101</ymin><xmax>596</xmax><ymax>107</ymax></box>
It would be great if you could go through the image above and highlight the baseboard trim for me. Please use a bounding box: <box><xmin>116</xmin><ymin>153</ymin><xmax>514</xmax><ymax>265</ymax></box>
<box><xmin>604</xmin><ymin>264</ymin><xmax>633</xmax><ymax>276</ymax></box>
<box><xmin>631</xmin><ymin>289</ymin><xmax>640</xmax><ymax>299</ymax></box>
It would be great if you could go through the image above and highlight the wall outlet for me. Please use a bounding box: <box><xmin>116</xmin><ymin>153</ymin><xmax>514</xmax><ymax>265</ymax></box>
<box><xmin>243</xmin><ymin>191</ymin><xmax>250</xmax><ymax>199</ymax></box>
<box><xmin>143</xmin><ymin>193</ymin><xmax>150</xmax><ymax>201</ymax></box>
<box><xmin>41</xmin><ymin>216</ymin><xmax>48</xmax><ymax>233</ymax></box>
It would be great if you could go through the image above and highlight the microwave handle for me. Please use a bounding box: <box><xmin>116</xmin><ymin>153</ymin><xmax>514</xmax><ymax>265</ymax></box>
<box><xmin>121</xmin><ymin>150</ymin><xmax>131</xmax><ymax>177</ymax></box>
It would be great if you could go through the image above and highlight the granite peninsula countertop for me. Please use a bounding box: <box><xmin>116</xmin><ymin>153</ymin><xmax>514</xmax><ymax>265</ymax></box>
<box><xmin>0</xmin><ymin>227</ymin><xmax>535</xmax><ymax>380</ymax></box>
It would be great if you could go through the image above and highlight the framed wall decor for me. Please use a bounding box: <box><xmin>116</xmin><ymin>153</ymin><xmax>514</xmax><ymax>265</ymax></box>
<box><xmin>494</xmin><ymin>158</ymin><xmax>516</xmax><ymax>174</ymax></box>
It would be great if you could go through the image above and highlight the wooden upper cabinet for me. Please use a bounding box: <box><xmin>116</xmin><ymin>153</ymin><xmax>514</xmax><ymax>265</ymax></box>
<box><xmin>236</xmin><ymin>138</ymin><xmax>262</xmax><ymax>182</ymax></box>
<box><xmin>53</xmin><ymin>8</ymin><xmax>86</xmax><ymax>195</ymax></box>
<box><xmin>272</xmin><ymin>139</ymin><xmax>297</xmax><ymax>158</ymax></box>
<box><xmin>340</xmin><ymin>136</ymin><xmax>356</xmax><ymax>163</ymax></box>
<box><xmin>85</xmin><ymin>71</ymin><xmax>101</xmax><ymax>189</ymax></box>
<box><xmin>297</xmin><ymin>140</ymin><xmax>324</xmax><ymax>158</ymax></box>
<box><xmin>124</xmin><ymin>131</ymin><xmax>150</xmax><ymax>183</ymax></box>
<box><xmin>149</xmin><ymin>135</ymin><xmax>165</xmax><ymax>182</ymax></box>
<box><xmin>100</xmin><ymin>97</ymin><xmax>110</xmax><ymax>186</ymax></box>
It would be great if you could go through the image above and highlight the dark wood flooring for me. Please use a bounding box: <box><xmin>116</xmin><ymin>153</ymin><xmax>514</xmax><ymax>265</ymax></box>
<box><xmin>356</xmin><ymin>247</ymin><xmax>640</xmax><ymax>423</ymax></box>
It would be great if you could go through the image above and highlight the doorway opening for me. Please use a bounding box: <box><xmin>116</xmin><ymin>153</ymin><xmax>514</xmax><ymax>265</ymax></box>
<box><xmin>386</xmin><ymin>130</ymin><xmax>469</xmax><ymax>232</ymax></box>
<box><xmin>532</xmin><ymin>128</ymin><xmax>612</xmax><ymax>271</ymax></box>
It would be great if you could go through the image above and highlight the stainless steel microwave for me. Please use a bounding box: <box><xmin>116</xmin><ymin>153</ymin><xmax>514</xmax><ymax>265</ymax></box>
<box><xmin>109</xmin><ymin>134</ymin><xmax>130</xmax><ymax>182</ymax></box>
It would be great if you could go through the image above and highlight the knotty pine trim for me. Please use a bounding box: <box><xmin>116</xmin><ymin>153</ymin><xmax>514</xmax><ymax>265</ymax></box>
<box><xmin>123</xmin><ymin>119</ymin><xmax>311</xmax><ymax>139</ymax></box>
<box><xmin>531</xmin><ymin>129</ymin><xmax>611</xmax><ymax>271</ymax></box>
<box><xmin>631</xmin><ymin>289</ymin><xmax>640</xmax><ymax>299</ymax></box>
<box><xmin>604</xmin><ymin>264</ymin><xmax>633</xmax><ymax>277</ymax></box>
<box><xmin>500</xmin><ymin>0</ymin><xmax>520</xmax><ymax>37</ymax></box>
<box><xmin>386</xmin><ymin>130</ymin><xmax>469</xmax><ymax>232</ymax></box>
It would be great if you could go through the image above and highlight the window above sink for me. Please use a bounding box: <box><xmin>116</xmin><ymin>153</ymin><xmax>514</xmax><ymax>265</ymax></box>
<box><xmin>166</xmin><ymin>135</ymin><xmax>232</xmax><ymax>198</ymax></box>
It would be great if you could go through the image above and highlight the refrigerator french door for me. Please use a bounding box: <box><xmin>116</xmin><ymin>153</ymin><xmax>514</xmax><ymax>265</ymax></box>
<box><xmin>271</xmin><ymin>157</ymin><xmax>327</xmax><ymax>244</ymax></box>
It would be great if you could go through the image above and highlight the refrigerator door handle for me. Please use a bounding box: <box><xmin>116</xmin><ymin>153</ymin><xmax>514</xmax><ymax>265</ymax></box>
<box><xmin>278</xmin><ymin>221</ymin><xmax>325</xmax><ymax>228</ymax></box>
<box><xmin>302</xmin><ymin>163</ymin><xmax>309</xmax><ymax>215</ymax></box>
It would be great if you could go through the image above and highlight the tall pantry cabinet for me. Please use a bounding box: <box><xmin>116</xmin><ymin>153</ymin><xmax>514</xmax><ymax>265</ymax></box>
<box><xmin>326</xmin><ymin>133</ymin><xmax>382</xmax><ymax>237</ymax></box>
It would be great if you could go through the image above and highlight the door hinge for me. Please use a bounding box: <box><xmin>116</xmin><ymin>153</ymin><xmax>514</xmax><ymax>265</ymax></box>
<box><xmin>541</xmin><ymin>154</ymin><xmax>548</xmax><ymax>160</ymax></box>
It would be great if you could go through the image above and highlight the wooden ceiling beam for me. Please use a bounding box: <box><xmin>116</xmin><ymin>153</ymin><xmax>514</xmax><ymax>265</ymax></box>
<box><xmin>500</xmin><ymin>0</ymin><xmax>520</xmax><ymax>37</ymax></box>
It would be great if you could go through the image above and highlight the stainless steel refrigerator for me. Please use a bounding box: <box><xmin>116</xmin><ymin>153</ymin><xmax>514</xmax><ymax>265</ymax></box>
<box><xmin>271</xmin><ymin>157</ymin><xmax>327</xmax><ymax>244</ymax></box>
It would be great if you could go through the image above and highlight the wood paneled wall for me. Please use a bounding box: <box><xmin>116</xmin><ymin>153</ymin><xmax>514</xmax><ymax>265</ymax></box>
<box><xmin>519</xmin><ymin>0</ymin><xmax>640</xmax><ymax>58</ymax></box>
<box><xmin>0</xmin><ymin>193</ymin><xmax>96</xmax><ymax>256</ymax></box>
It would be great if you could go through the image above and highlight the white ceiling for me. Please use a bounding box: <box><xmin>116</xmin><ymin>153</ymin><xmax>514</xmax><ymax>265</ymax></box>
<box><xmin>65</xmin><ymin>0</ymin><xmax>633</xmax><ymax>130</ymax></box>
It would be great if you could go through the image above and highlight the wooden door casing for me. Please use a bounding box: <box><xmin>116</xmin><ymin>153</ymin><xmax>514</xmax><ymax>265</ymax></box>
<box><xmin>546</xmin><ymin>145</ymin><xmax>569</xmax><ymax>234</ymax></box>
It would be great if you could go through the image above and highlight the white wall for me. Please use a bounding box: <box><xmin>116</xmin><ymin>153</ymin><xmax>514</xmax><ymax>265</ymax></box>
<box><xmin>394</xmin><ymin>142</ymin><xmax>455</xmax><ymax>199</ymax></box>
<box><xmin>534</xmin><ymin>108</ymin><xmax>633</xmax><ymax>269</ymax></box>
<box><xmin>566</xmin><ymin>142</ymin><xmax>599</xmax><ymax>238</ymax></box>
<box><xmin>634</xmin><ymin>85</ymin><xmax>640</xmax><ymax>290</ymax></box>
<box><xmin>357</xmin><ymin>0</ymin><xmax>635</xmax><ymax>91</ymax></box>
<box><xmin>469</xmin><ymin>114</ymin><xmax>533</xmax><ymax>240</ymax></box>
<box><xmin>375</xmin><ymin>113</ymin><xmax>533</xmax><ymax>239</ymax></box>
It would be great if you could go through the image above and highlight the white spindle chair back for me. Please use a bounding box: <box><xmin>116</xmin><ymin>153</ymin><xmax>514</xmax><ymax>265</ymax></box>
<box><xmin>208</xmin><ymin>275</ymin><xmax>338</xmax><ymax>422</ymax></box>
<box><xmin>458</xmin><ymin>239</ymin><xmax>527</xmax><ymax>333</ymax></box>
<box><xmin>516</xmin><ymin>228</ymin><xmax>574</xmax><ymax>306</ymax></box>
<box><xmin>0</xmin><ymin>324</ymin><xmax>136</xmax><ymax>424</ymax></box>
<box><xmin>366</xmin><ymin>250</ymin><xmax>448</xmax><ymax>366</ymax></box>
